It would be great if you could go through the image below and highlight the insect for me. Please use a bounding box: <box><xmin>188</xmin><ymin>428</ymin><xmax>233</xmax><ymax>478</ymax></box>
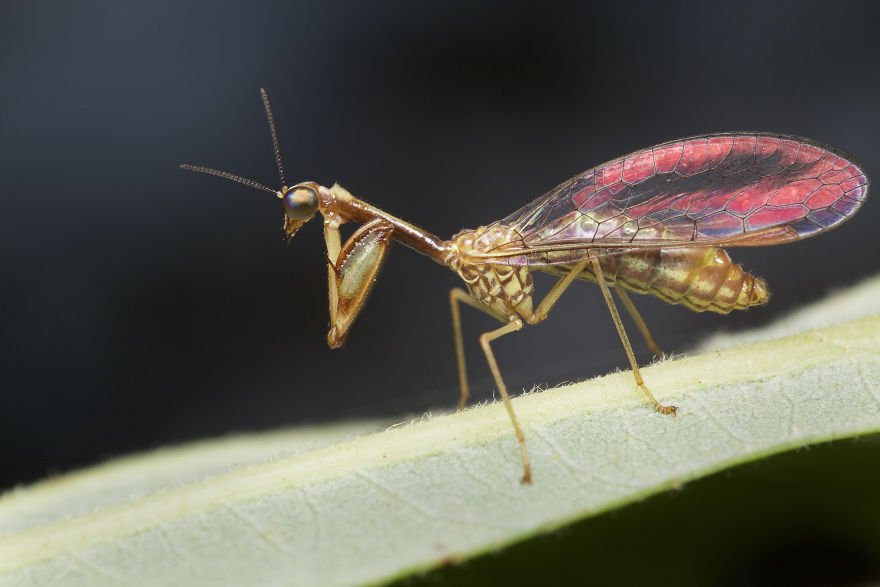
<box><xmin>182</xmin><ymin>89</ymin><xmax>868</xmax><ymax>484</ymax></box>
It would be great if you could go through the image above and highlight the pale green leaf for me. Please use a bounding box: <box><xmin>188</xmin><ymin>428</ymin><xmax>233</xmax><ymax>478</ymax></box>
<box><xmin>2</xmin><ymin>276</ymin><xmax>880</xmax><ymax>587</ymax></box>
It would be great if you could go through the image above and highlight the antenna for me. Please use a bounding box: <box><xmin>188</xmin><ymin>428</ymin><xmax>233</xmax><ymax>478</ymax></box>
<box><xmin>260</xmin><ymin>88</ymin><xmax>287</xmax><ymax>186</ymax></box>
<box><xmin>179</xmin><ymin>164</ymin><xmax>277</xmax><ymax>195</ymax></box>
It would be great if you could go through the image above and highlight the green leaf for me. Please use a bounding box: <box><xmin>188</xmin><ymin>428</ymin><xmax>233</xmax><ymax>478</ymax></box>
<box><xmin>2</xmin><ymin>276</ymin><xmax>880</xmax><ymax>587</ymax></box>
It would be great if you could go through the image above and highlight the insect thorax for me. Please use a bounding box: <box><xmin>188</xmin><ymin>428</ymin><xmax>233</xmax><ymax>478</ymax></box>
<box><xmin>449</xmin><ymin>225</ymin><xmax>534</xmax><ymax>321</ymax></box>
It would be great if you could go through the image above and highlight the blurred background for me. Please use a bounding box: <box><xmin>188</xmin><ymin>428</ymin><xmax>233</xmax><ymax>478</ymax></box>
<box><xmin>1</xmin><ymin>0</ymin><xmax>879</xmax><ymax>563</ymax></box>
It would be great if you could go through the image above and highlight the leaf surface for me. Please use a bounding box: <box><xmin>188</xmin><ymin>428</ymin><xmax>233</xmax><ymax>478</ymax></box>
<box><xmin>2</xmin><ymin>276</ymin><xmax>880</xmax><ymax>587</ymax></box>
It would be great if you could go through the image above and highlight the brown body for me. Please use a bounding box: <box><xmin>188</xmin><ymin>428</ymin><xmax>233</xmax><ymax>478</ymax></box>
<box><xmin>182</xmin><ymin>91</ymin><xmax>865</xmax><ymax>484</ymax></box>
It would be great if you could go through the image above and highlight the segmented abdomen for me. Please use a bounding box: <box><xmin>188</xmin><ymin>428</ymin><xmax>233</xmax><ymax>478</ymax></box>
<box><xmin>544</xmin><ymin>248</ymin><xmax>768</xmax><ymax>314</ymax></box>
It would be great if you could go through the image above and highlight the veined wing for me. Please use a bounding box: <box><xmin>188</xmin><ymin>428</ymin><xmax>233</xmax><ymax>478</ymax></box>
<box><xmin>472</xmin><ymin>133</ymin><xmax>867</xmax><ymax>265</ymax></box>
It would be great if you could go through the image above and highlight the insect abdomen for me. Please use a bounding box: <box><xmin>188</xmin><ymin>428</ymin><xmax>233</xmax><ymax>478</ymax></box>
<box><xmin>622</xmin><ymin>248</ymin><xmax>767</xmax><ymax>313</ymax></box>
<box><xmin>550</xmin><ymin>248</ymin><xmax>768</xmax><ymax>314</ymax></box>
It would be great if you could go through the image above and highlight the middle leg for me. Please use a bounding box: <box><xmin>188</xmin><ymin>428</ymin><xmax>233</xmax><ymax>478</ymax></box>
<box><xmin>478</xmin><ymin>319</ymin><xmax>530</xmax><ymax>483</ymax></box>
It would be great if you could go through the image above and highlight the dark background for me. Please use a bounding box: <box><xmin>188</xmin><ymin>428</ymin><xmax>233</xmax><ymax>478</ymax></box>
<box><xmin>2</xmin><ymin>0</ymin><xmax>878</xmax><ymax>496</ymax></box>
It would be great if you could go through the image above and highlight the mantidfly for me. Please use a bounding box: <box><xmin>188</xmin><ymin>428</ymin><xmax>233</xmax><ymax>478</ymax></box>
<box><xmin>182</xmin><ymin>89</ymin><xmax>868</xmax><ymax>483</ymax></box>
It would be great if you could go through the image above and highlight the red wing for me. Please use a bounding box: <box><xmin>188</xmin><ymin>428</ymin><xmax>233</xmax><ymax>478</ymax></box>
<box><xmin>475</xmin><ymin>133</ymin><xmax>867</xmax><ymax>265</ymax></box>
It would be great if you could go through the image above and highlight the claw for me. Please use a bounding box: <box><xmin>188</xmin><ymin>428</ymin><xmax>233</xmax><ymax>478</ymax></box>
<box><xmin>656</xmin><ymin>404</ymin><xmax>678</xmax><ymax>416</ymax></box>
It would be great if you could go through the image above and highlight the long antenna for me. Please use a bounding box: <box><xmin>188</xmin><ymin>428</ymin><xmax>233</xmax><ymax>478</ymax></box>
<box><xmin>179</xmin><ymin>164</ymin><xmax>277</xmax><ymax>194</ymax></box>
<box><xmin>260</xmin><ymin>88</ymin><xmax>287</xmax><ymax>186</ymax></box>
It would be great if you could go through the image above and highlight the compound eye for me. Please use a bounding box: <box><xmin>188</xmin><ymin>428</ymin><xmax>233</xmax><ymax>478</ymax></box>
<box><xmin>282</xmin><ymin>186</ymin><xmax>318</xmax><ymax>220</ymax></box>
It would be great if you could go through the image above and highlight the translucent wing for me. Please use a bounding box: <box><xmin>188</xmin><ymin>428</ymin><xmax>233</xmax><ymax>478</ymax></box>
<box><xmin>474</xmin><ymin>133</ymin><xmax>868</xmax><ymax>266</ymax></box>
